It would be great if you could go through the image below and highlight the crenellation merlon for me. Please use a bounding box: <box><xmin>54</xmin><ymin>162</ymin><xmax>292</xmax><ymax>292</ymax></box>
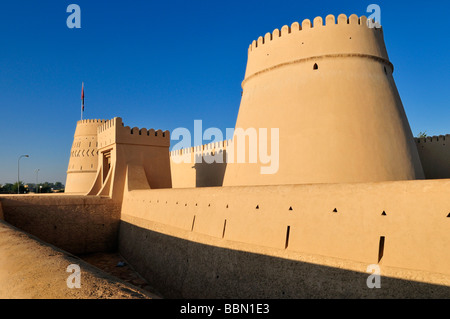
<box><xmin>249</xmin><ymin>14</ymin><xmax>382</xmax><ymax>51</ymax></box>
<box><xmin>245</xmin><ymin>14</ymin><xmax>388</xmax><ymax>82</ymax></box>
<box><xmin>77</xmin><ymin>119</ymin><xmax>107</xmax><ymax>125</ymax></box>
<box><xmin>415</xmin><ymin>135</ymin><xmax>449</xmax><ymax>144</ymax></box>
<box><xmin>170</xmin><ymin>139</ymin><xmax>233</xmax><ymax>160</ymax></box>
<box><xmin>97</xmin><ymin>117</ymin><xmax>170</xmax><ymax>148</ymax></box>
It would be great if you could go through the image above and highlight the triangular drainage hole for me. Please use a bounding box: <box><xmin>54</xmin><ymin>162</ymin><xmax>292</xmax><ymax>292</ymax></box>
<box><xmin>332</xmin><ymin>208</ymin><xmax>338</xmax><ymax>213</ymax></box>
<box><xmin>447</xmin><ymin>213</ymin><xmax>450</xmax><ymax>218</ymax></box>
<box><xmin>381</xmin><ymin>211</ymin><xmax>387</xmax><ymax>216</ymax></box>
<box><xmin>256</xmin><ymin>205</ymin><xmax>259</xmax><ymax>209</ymax></box>
<box><xmin>289</xmin><ymin>206</ymin><xmax>293</xmax><ymax>211</ymax></box>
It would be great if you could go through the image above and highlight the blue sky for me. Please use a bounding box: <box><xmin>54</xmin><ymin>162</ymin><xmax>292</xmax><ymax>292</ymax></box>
<box><xmin>0</xmin><ymin>0</ymin><xmax>448</xmax><ymax>184</ymax></box>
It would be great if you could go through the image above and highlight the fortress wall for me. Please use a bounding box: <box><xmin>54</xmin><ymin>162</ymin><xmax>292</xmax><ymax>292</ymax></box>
<box><xmin>0</xmin><ymin>195</ymin><xmax>121</xmax><ymax>255</ymax></box>
<box><xmin>170</xmin><ymin>140</ymin><xmax>230</xmax><ymax>188</ymax></box>
<box><xmin>118</xmin><ymin>179</ymin><xmax>450</xmax><ymax>297</ymax></box>
<box><xmin>244</xmin><ymin>14</ymin><xmax>389</xmax><ymax>80</ymax></box>
<box><xmin>168</xmin><ymin>133</ymin><xmax>449</xmax><ymax>188</ymax></box>
<box><xmin>0</xmin><ymin>201</ymin><xmax>3</xmax><ymax>220</ymax></box>
<box><xmin>415</xmin><ymin>135</ymin><xmax>450</xmax><ymax>179</ymax></box>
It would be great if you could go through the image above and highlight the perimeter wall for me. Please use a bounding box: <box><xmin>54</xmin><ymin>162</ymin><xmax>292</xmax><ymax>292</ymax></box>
<box><xmin>118</xmin><ymin>178</ymin><xmax>450</xmax><ymax>298</ymax></box>
<box><xmin>415</xmin><ymin>135</ymin><xmax>450</xmax><ymax>179</ymax></box>
<box><xmin>170</xmin><ymin>141</ymin><xmax>229</xmax><ymax>188</ymax></box>
<box><xmin>0</xmin><ymin>195</ymin><xmax>121</xmax><ymax>255</ymax></box>
<box><xmin>170</xmin><ymin>136</ymin><xmax>450</xmax><ymax>188</ymax></box>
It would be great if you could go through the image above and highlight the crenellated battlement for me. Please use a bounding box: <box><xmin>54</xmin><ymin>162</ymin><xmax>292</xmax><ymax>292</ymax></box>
<box><xmin>415</xmin><ymin>135</ymin><xmax>449</xmax><ymax>144</ymax></box>
<box><xmin>97</xmin><ymin>117</ymin><xmax>119</xmax><ymax>134</ymax></box>
<box><xmin>78</xmin><ymin>119</ymin><xmax>107</xmax><ymax>125</ymax></box>
<box><xmin>170</xmin><ymin>139</ymin><xmax>233</xmax><ymax>158</ymax></box>
<box><xmin>243</xmin><ymin>13</ymin><xmax>390</xmax><ymax>83</ymax></box>
<box><xmin>73</xmin><ymin>118</ymin><xmax>107</xmax><ymax>138</ymax></box>
<box><xmin>414</xmin><ymin>135</ymin><xmax>450</xmax><ymax>180</ymax></box>
<box><xmin>248</xmin><ymin>14</ymin><xmax>379</xmax><ymax>52</ymax></box>
<box><xmin>97</xmin><ymin>117</ymin><xmax>170</xmax><ymax>149</ymax></box>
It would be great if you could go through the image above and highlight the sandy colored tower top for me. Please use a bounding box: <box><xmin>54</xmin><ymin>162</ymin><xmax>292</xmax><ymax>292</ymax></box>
<box><xmin>244</xmin><ymin>14</ymin><xmax>390</xmax><ymax>85</ymax></box>
<box><xmin>97</xmin><ymin>117</ymin><xmax>170</xmax><ymax>149</ymax></box>
<box><xmin>73</xmin><ymin>119</ymin><xmax>108</xmax><ymax>136</ymax></box>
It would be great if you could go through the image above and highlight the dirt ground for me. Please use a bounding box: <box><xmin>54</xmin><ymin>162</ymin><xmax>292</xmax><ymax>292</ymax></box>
<box><xmin>0</xmin><ymin>220</ymin><xmax>160</xmax><ymax>299</ymax></box>
<box><xmin>79</xmin><ymin>251</ymin><xmax>163</xmax><ymax>298</ymax></box>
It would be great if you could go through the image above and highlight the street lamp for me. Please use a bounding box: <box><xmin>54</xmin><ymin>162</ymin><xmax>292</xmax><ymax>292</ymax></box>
<box><xmin>18</xmin><ymin>155</ymin><xmax>29</xmax><ymax>194</ymax></box>
<box><xmin>35</xmin><ymin>169</ymin><xmax>40</xmax><ymax>193</ymax></box>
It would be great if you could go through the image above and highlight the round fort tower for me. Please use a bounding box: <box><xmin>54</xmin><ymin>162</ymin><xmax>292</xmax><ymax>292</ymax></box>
<box><xmin>223</xmin><ymin>14</ymin><xmax>425</xmax><ymax>186</ymax></box>
<box><xmin>65</xmin><ymin>119</ymin><xmax>107</xmax><ymax>194</ymax></box>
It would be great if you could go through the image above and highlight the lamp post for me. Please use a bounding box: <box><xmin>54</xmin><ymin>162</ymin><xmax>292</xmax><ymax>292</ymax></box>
<box><xmin>18</xmin><ymin>155</ymin><xmax>29</xmax><ymax>194</ymax></box>
<box><xmin>35</xmin><ymin>169</ymin><xmax>40</xmax><ymax>193</ymax></box>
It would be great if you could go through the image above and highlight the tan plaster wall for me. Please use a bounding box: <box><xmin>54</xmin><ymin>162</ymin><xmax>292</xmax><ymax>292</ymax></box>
<box><xmin>169</xmin><ymin>135</ymin><xmax>449</xmax><ymax>187</ymax></box>
<box><xmin>0</xmin><ymin>195</ymin><xmax>121</xmax><ymax>255</ymax></box>
<box><xmin>65</xmin><ymin>172</ymin><xmax>99</xmax><ymax>194</ymax></box>
<box><xmin>118</xmin><ymin>179</ymin><xmax>450</xmax><ymax>297</ymax></box>
<box><xmin>170</xmin><ymin>157</ymin><xmax>196</xmax><ymax>188</ymax></box>
<box><xmin>88</xmin><ymin>117</ymin><xmax>172</xmax><ymax>201</ymax></box>
<box><xmin>415</xmin><ymin>135</ymin><xmax>450</xmax><ymax>179</ymax></box>
<box><xmin>170</xmin><ymin>141</ymin><xmax>229</xmax><ymax>188</ymax></box>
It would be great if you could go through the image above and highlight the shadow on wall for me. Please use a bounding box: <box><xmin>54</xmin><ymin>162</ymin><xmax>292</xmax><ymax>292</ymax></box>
<box><xmin>0</xmin><ymin>196</ymin><xmax>121</xmax><ymax>255</ymax></box>
<box><xmin>118</xmin><ymin>221</ymin><xmax>450</xmax><ymax>299</ymax></box>
<box><xmin>415</xmin><ymin>136</ymin><xmax>450</xmax><ymax>180</ymax></box>
<box><xmin>194</xmin><ymin>150</ymin><xmax>227</xmax><ymax>187</ymax></box>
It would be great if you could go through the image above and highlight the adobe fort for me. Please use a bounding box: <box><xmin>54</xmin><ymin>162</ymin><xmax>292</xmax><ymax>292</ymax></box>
<box><xmin>1</xmin><ymin>14</ymin><xmax>449</xmax><ymax>298</ymax></box>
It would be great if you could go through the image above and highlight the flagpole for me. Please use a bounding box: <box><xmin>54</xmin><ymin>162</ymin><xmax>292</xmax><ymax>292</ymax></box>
<box><xmin>81</xmin><ymin>82</ymin><xmax>84</xmax><ymax>120</ymax></box>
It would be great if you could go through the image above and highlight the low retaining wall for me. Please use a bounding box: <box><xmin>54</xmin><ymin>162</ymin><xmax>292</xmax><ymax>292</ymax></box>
<box><xmin>0</xmin><ymin>195</ymin><xmax>121</xmax><ymax>255</ymax></box>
